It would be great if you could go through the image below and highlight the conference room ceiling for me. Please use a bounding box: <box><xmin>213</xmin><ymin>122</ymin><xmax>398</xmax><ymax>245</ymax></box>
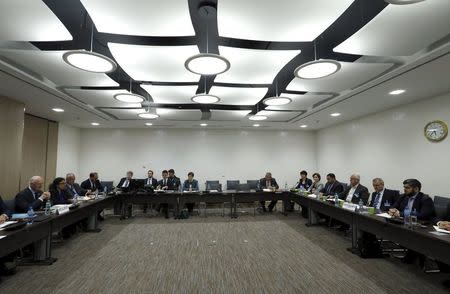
<box><xmin>0</xmin><ymin>0</ymin><xmax>449</xmax><ymax>130</ymax></box>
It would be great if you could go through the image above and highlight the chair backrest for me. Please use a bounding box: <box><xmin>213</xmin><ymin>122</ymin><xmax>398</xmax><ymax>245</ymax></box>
<box><xmin>237</xmin><ymin>183</ymin><xmax>250</xmax><ymax>191</ymax></box>
<box><xmin>226</xmin><ymin>180</ymin><xmax>240</xmax><ymax>190</ymax></box>
<box><xmin>101</xmin><ymin>181</ymin><xmax>114</xmax><ymax>192</ymax></box>
<box><xmin>206</xmin><ymin>181</ymin><xmax>222</xmax><ymax>192</ymax></box>
<box><xmin>340</xmin><ymin>182</ymin><xmax>348</xmax><ymax>190</ymax></box>
<box><xmin>433</xmin><ymin>196</ymin><xmax>450</xmax><ymax>220</ymax></box>
<box><xmin>246</xmin><ymin>180</ymin><xmax>259</xmax><ymax>190</ymax></box>
<box><xmin>4</xmin><ymin>199</ymin><xmax>16</xmax><ymax>212</ymax></box>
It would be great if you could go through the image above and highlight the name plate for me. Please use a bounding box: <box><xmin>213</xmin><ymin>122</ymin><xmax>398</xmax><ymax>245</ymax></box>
<box><xmin>342</xmin><ymin>202</ymin><xmax>357</xmax><ymax>211</ymax></box>
<box><xmin>51</xmin><ymin>205</ymin><xmax>71</xmax><ymax>215</ymax></box>
<box><xmin>307</xmin><ymin>194</ymin><xmax>318</xmax><ymax>198</ymax></box>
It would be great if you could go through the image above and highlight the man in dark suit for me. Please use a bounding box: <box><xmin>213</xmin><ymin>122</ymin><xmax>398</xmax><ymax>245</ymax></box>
<box><xmin>320</xmin><ymin>173</ymin><xmax>344</xmax><ymax>196</ymax></box>
<box><xmin>339</xmin><ymin>174</ymin><xmax>370</xmax><ymax>205</ymax></box>
<box><xmin>144</xmin><ymin>170</ymin><xmax>158</xmax><ymax>189</ymax></box>
<box><xmin>369</xmin><ymin>178</ymin><xmax>399</xmax><ymax>212</ymax></box>
<box><xmin>259</xmin><ymin>172</ymin><xmax>279</xmax><ymax>212</ymax></box>
<box><xmin>0</xmin><ymin>195</ymin><xmax>11</xmax><ymax>224</ymax></box>
<box><xmin>157</xmin><ymin>170</ymin><xmax>170</xmax><ymax>218</ymax></box>
<box><xmin>65</xmin><ymin>173</ymin><xmax>88</xmax><ymax>197</ymax></box>
<box><xmin>167</xmin><ymin>169</ymin><xmax>181</xmax><ymax>191</ymax></box>
<box><xmin>80</xmin><ymin>172</ymin><xmax>103</xmax><ymax>192</ymax></box>
<box><xmin>15</xmin><ymin>176</ymin><xmax>51</xmax><ymax>213</ymax></box>
<box><xmin>389</xmin><ymin>179</ymin><xmax>435</xmax><ymax>221</ymax></box>
<box><xmin>117</xmin><ymin>171</ymin><xmax>136</xmax><ymax>191</ymax></box>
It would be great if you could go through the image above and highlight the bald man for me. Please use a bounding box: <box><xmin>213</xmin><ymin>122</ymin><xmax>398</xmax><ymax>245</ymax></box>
<box><xmin>15</xmin><ymin>176</ymin><xmax>50</xmax><ymax>213</ymax></box>
<box><xmin>339</xmin><ymin>174</ymin><xmax>369</xmax><ymax>205</ymax></box>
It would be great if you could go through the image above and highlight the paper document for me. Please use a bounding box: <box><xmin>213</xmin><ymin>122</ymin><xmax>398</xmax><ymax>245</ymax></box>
<box><xmin>0</xmin><ymin>221</ymin><xmax>18</xmax><ymax>229</ymax></box>
<box><xmin>433</xmin><ymin>226</ymin><xmax>450</xmax><ymax>234</ymax></box>
<box><xmin>376</xmin><ymin>213</ymin><xmax>392</xmax><ymax>219</ymax></box>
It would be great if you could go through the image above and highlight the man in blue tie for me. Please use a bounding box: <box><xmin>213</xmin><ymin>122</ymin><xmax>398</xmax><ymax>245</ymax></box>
<box><xmin>369</xmin><ymin>178</ymin><xmax>400</xmax><ymax>212</ymax></box>
<box><xmin>388</xmin><ymin>179</ymin><xmax>435</xmax><ymax>221</ymax></box>
<box><xmin>15</xmin><ymin>176</ymin><xmax>51</xmax><ymax>213</ymax></box>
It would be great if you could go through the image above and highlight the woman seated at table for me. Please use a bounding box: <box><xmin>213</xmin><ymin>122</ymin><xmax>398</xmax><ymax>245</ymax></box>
<box><xmin>49</xmin><ymin>177</ymin><xmax>73</xmax><ymax>205</ymax></box>
<box><xmin>308</xmin><ymin>173</ymin><xmax>324</xmax><ymax>195</ymax></box>
<box><xmin>182</xmin><ymin>172</ymin><xmax>199</xmax><ymax>192</ymax></box>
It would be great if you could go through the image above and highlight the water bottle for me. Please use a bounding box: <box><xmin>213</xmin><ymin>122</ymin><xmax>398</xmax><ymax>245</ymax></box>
<box><xmin>189</xmin><ymin>184</ymin><xmax>192</xmax><ymax>192</ymax></box>
<box><xmin>358</xmin><ymin>199</ymin><xmax>364</xmax><ymax>213</ymax></box>
<box><xmin>27</xmin><ymin>206</ymin><xmax>35</xmax><ymax>217</ymax></box>
<box><xmin>334</xmin><ymin>193</ymin><xmax>339</xmax><ymax>207</ymax></box>
<box><xmin>44</xmin><ymin>201</ymin><xmax>51</xmax><ymax>215</ymax></box>
<box><xmin>95</xmin><ymin>189</ymin><xmax>99</xmax><ymax>199</ymax></box>
<box><xmin>403</xmin><ymin>207</ymin><xmax>411</xmax><ymax>226</ymax></box>
<box><xmin>103</xmin><ymin>186</ymin><xmax>108</xmax><ymax>196</ymax></box>
<box><xmin>284</xmin><ymin>181</ymin><xmax>288</xmax><ymax>191</ymax></box>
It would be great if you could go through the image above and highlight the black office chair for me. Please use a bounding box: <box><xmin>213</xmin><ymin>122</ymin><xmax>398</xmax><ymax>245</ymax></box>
<box><xmin>101</xmin><ymin>181</ymin><xmax>114</xmax><ymax>192</ymax></box>
<box><xmin>434</xmin><ymin>196</ymin><xmax>450</xmax><ymax>221</ymax></box>
<box><xmin>4</xmin><ymin>199</ymin><xmax>16</xmax><ymax>213</ymax></box>
<box><xmin>236</xmin><ymin>183</ymin><xmax>258</xmax><ymax>216</ymax></box>
<box><xmin>246</xmin><ymin>180</ymin><xmax>259</xmax><ymax>190</ymax></box>
<box><xmin>205</xmin><ymin>181</ymin><xmax>222</xmax><ymax>192</ymax></box>
<box><xmin>226</xmin><ymin>180</ymin><xmax>240</xmax><ymax>190</ymax></box>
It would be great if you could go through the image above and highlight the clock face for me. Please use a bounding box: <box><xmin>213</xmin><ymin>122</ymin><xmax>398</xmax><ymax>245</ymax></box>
<box><xmin>424</xmin><ymin>121</ymin><xmax>448</xmax><ymax>142</ymax></box>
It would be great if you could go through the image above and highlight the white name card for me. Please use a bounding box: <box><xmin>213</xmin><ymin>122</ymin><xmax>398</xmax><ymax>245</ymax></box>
<box><xmin>51</xmin><ymin>205</ymin><xmax>71</xmax><ymax>215</ymax></box>
<box><xmin>342</xmin><ymin>202</ymin><xmax>357</xmax><ymax>211</ymax></box>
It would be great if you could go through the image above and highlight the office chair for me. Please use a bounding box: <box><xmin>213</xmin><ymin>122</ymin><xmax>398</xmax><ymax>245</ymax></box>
<box><xmin>200</xmin><ymin>181</ymin><xmax>226</xmax><ymax>217</ymax></box>
<box><xmin>246</xmin><ymin>180</ymin><xmax>259</xmax><ymax>190</ymax></box>
<box><xmin>434</xmin><ymin>196</ymin><xmax>450</xmax><ymax>220</ymax></box>
<box><xmin>236</xmin><ymin>183</ymin><xmax>258</xmax><ymax>216</ymax></box>
<box><xmin>226</xmin><ymin>180</ymin><xmax>240</xmax><ymax>191</ymax></box>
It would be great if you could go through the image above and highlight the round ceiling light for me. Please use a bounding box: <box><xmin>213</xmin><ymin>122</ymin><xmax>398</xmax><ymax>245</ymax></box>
<box><xmin>114</xmin><ymin>93</ymin><xmax>145</xmax><ymax>103</ymax></box>
<box><xmin>63</xmin><ymin>50</ymin><xmax>117</xmax><ymax>73</ymax></box>
<box><xmin>191</xmin><ymin>94</ymin><xmax>220</xmax><ymax>104</ymax></box>
<box><xmin>263</xmin><ymin>97</ymin><xmax>292</xmax><ymax>106</ymax></box>
<box><xmin>248</xmin><ymin>115</ymin><xmax>268</xmax><ymax>121</ymax></box>
<box><xmin>138</xmin><ymin>113</ymin><xmax>159</xmax><ymax>119</ymax></box>
<box><xmin>294</xmin><ymin>59</ymin><xmax>341</xmax><ymax>79</ymax></box>
<box><xmin>385</xmin><ymin>0</ymin><xmax>425</xmax><ymax>4</ymax></box>
<box><xmin>185</xmin><ymin>53</ymin><xmax>230</xmax><ymax>75</ymax></box>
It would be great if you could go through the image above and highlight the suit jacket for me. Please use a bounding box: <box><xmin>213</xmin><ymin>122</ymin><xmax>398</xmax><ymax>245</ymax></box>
<box><xmin>320</xmin><ymin>181</ymin><xmax>344</xmax><ymax>196</ymax></box>
<box><xmin>369</xmin><ymin>188</ymin><xmax>400</xmax><ymax>212</ymax></box>
<box><xmin>392</xmin><ymin>192</ymin><xmax>435</xmax><ymax>221</ymax></box>
<box><xmin>295</xmin><ymin>178</ymin><xmax>313</xmax><ymax>190</ymax></box>
<box><xmin>157</xmin><ymin>178</ymin><xmax>170</xmax><ymax>189</ymax></box>
<box><xmin>339</xmin><ymin>184</ymin><xmax>370</xmax><ymax>205</ymax></box>
<box><xmin>66</xmin><ymin>183</ymin><xmax>86</xmax><ymax>197</ymax></box>
<box><xmin>259</xmin><ymin>178</ymin><xmax>279</xmax><ymax>189</ymax></box>
<box><xmin>183</xmin><ymin>179</ymin><xmax>199</xmax><ymax>191</ymax></box>
<box><xmin>167</xmin><ymin>176</ymin><xmax>181</xmax><ymax>190</ymax></box>
<box><xmin>0</xmin><ymin>195</ymin><xmax>12</xmax><ymax>217</ymax></box>
<box><xmin>117</xmin><ymin>178</ymin><xmax>137</xmax><ymax>191</ymax></box>
<box><xmin>143</xmin><ymin>177</ymin><xmax>158</xmax><ymax>189</ymax></box>
<box><xmin>50</xmin><ymin>188</ymin><xmax>73</xmax><ymax>205</ymax></box>
<box><xmin>80</xmin><ymin>179</ymin><xmax>103</xmax><ymax>192</ymax></box>
<box><xmin>15</xmin><ymin>188</ymin><xmax>45</xmax><ymax>213</ymax></box>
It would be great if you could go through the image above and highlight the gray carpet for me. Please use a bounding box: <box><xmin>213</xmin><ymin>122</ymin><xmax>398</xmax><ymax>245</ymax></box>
<box><xmin>1</xmin><ymin>214</ymin><xmax>449</xmax><ymax>293</ymax></box>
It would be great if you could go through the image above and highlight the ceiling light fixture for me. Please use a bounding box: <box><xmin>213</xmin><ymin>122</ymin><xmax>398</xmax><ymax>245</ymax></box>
<box><xmin>114</xmin><ymin>93</ymin><xmax>145</xmax><ymax>103</ymax></box>
<box><xmin>295</xmin><ymin>59</ymin><xmax>341</xmax><ymax>79</ymax></box>
<box><xmin>330</xmin><ymin>113</ymin><xmax>341</xmax><ymax>117</ymax></box>
<box><xmin>191</xmin><ymin>93</ymin><xmax>220</xmax><ymax>104</ymax></box>
<box><xmin>385</xmin><ymin>0</ymin><xmax>425</xmax><ymax>5</ymax></box>
<box><xmin>249</xmin><ymin>115</ymin><xmax>268</xmax><ymax>121</ymax></box>
<box><xmin>263</xmin><ymin>79</ymin><xmax>292</xmax><ymax>106</ymax></box>
<box><xmin>389</xmin><ymin>89</ymin><xmax>406</xmax><ymax>95</ymax></box>
<box><xmin>300</xmin><ymin>124</ymin><xmax>308</xmax><ymax>128</ymax></box>
<box><xmin>91</xmin><ymin>122</ymin><xmax>99</xmax><ymax>126</ymax></box>
<box><xmin>52</xmin><ymin>108</ymin><xmax>64</xmax><ymax>112</ymax></box>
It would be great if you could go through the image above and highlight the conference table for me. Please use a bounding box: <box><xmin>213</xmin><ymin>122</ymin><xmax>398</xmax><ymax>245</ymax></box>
<box><xmin>1</xmin><ymin>191</ymin><xmax>449</xmax><ymax>267</ymax></box>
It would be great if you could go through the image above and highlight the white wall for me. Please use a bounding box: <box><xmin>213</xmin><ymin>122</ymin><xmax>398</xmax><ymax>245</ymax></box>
<box><xmin>316</xmin><ymin>93</ymin><xmax>450</xmax><ymax>197</ymax></box>
<box><xmin>77</xmin><ymin>129</ymin><xmax>317</xmax><ymax>189</ymax></box>
<box><xmin>56</xmin><ymin>123</ymin><xmax>80</xmax><ymax>178</ymax></box>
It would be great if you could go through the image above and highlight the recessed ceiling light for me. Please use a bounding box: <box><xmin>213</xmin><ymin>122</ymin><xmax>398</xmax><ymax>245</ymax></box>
<box><xmin>191</xmin><ymin>94</ymin><xmax>220</xmax><ymax>104</ymax></box>
<box><xmin>200</xmin><ymin>123</ymin><xmax>208</xmax><ymax>127</ymax></box>
<box><xmin>114</xmin><ymin>93</ymin><xmax>145</xmax><ymax>103</ymax></box>
<box><xmin>253</xmin><ymin>124</ymin><xmax>260</xmax><ymax>127</ymax></box>
<box><xmin>249</xmin><ymin>115</ymin><xmax>268</xmax><ymax>121</ymax></box>
<box><xmin>138</xmin><ymin>113</ymin><xmax>159</xmax><ymax>119</ymax></box>
<box><xmin>294</xmin><ymin>59</ymin><xmax>341</xmax><ymax>79</ymax></box>
<box><xmin>389</xmin><ymin>89</ymin><xmax>406</xmax><ymax>95</ymax></box>
<box><xmin>263</xmin><ymin>97</ymin><xmax>292</xmax><ymax>106</ymax></box>
<box><xmin>91</xmin><ymin>122</ymin><xmax>99</xmax><ymax>126</ymax></box>
<box><xmin>330</xmin><ymin>113</ymin><xmax>341</xmax><ymax>117</ymax></box>
<box><xmin>62</xmin><ymin>50</ymin><xmax>117</xmax><ymax>73</ymax></box>
<box><xmin>385</xmin><ymin>0</ymin><xmax>425</xmax><ymax>5</ymax></box>
<box><xmin>185</xmin><ymin>53</ymin><xmax>230</xmax><ymax>75</ymax></box>
<box><xmin>145</xmin><ymin>122</ymin><xmax>153</xmax><ymax>126</ymax></box>
<box><xmin>300</xmin><ymin>124</ymin><xmax>308</xmax><ymax>128</ymax></box>
<box><xmin>52</xmin><ymin>108</ymin><xmax>64</xmax><ymax>112</ymax></box>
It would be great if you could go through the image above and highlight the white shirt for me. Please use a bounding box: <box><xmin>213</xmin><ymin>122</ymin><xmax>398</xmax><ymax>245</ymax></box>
<box><xmin>122</xmin><ymin>179</ymin><xmax>130</xmax><ymax>188</ymax></box>
<box><xmin>147</xmin><ymin>178</ymin><xmax>153</xmax><ymax>185</ymax></box>
<box><xmin>345</xmin><ymin>184</ymin><xmax>359</xmax><ymax>202</ymax></box>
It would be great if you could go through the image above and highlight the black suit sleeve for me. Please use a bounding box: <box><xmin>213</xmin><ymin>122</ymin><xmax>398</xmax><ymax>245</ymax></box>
<box><xmin>417</xmin><ymin>196</ymin><xmax>435</xmax><ymax>221</ymax></box>
<box><xmin>273</xmin><ymin>179</ymin><xmax>279</xmax><ymax>189</ymax></box>
<box><xmin>117</xmin><ymin>178</ymin><xmax>125</xmax><ymax>188</ymax></box>
<box><xmin>80</xmin><ymin>180</ymin><xmax>89</xmax><ymax>190</ymax></box>
<box><xmin>0</xmin><ymin>196</ymin><xmax>12</xmax><ymax>217</ymax></box>
<box><xmin>360</xmin><ymin>186</ymin><xmax>370</xmax><ymax>205</ymax></box>
<box><xmin>338</xmin><ymin>187</ymin><xmax>349</xmax><ymax>200</ymax></box>
<box><xmin>15</xmin><ymin>190</ymin><xmax>43</xmax><ymax>212</ymax></box>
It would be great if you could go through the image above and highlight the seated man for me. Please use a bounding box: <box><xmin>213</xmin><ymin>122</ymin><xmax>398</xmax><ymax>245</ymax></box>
<box><xmin>157</xmin><ymin>170</ymin><xmax>170</xmax><ymax>218</ymax></box>
<box><xmin>183</xmin><ymin>172</ymin><xmax>199</xmax><ymax>214</ymax></box>
<box><xmin>389</xmin><ymin>179</ymin><xmax>435</xmax><ymax>221</ymax></box>
<box><xmin>369</xmin><ymin>178</ymin><xmax>399</xmax><ymax>212</ymax></box>
<box><xmin>117</xmin><ymin>171</ymin><xmax>136</xmax><ymax>191</ymax></box>
<box><xmin>80</xmin><ymin>172</ymin><xmax>103</xmax><ymax>192</ymax></box>
<box><xmin>259</xmin><ymin>172</ymin><xmax>279</xmax><ymax>212</ymax></box>
<box><xmin>144</xmin><ymin>169</ymin><xmax>158</xmax><ymax>189</ymax></box>
<box><xmin>339</xmin><ymin>174</ymin><xmax>370</xmax><ymax>205</ymax></box>
<box><xmin>167</xmin><ymin>169</ymin><xmax>181</xmax><ymax>191</ymax></box>
<box><xmin>15</xmin><ymin>176</ymin><xmax>50</xmax><ymax>213</ymax></box>
<box><xmin>320</xmin><ymin>173</ymin><xmax>344</xmax><ymax>196</ymax></box>
<box><xmin>0</xmin><ymin>195</ymin><xmax>11</xmax><ymax>224</ymax></box>
<box><xmin>0</xmin><ymin>196</ymin><xmax>15</xmax><ymax>277</ymax></box>
<box><xmin>66</xmin><ymin>173</ymin><xmax>89</xmax><ymax>198</ymax></box>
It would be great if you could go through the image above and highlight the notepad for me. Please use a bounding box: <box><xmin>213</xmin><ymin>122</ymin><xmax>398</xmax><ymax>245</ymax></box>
<box><xmin>376</xmin><ymin>213</ymin><xmax>392</xmax><ymax>219</ymax></box>
<box><xmin>11</xmin><ymin>213</ymin><xmax>30</xmax><ymax>220</ymax></box>
<box><xmin>433</xmin><ymin>226</ymin><xmax>450</xmax><ymax>234</ymax></box>
<box><xmin>0</xmin><ymin>221</ymin><xmax>18</xmax><ymax>229</ymax></box>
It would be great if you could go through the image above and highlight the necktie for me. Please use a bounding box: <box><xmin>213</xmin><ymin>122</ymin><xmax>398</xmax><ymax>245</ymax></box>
<box><xmin>266</xmin><ymin>180</ymin><xmax>270</xmax><ymax>188</ymax></box>
<box><xmin>91</xmin><ymin>181</ymin><xmax>94</xmax><ymax>190</ymax></box>
<box><xmin>147</xmin><ymin>178</ymin><xmax>151</xmax><ymax>185</ymax></box>
<box><xmin>373</xmin><ymin>192</ymin><xmax>381</xmax><ymax>208</ymax></box>
<box><xmin>327</xmin><ymin>183</ymin><xmax>332</xmax><ymax>194</ymax></box>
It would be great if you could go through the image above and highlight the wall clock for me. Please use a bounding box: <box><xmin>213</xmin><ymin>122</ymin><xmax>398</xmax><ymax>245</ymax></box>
<box><xmin>424</xmin><ymin>120</ymin><xmax>448</xmax><ymax>142</ymax></box>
